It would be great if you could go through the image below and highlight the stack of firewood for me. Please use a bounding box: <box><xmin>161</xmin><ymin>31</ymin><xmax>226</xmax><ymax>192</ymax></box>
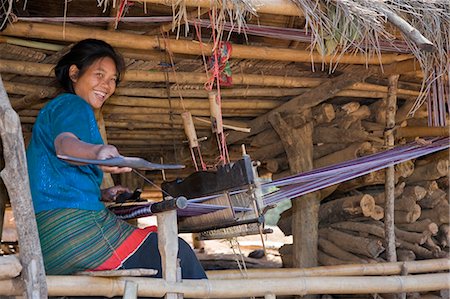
<box><xmin>278</xmin><ymin>153</ymin><xmax>449</xmax><ymax>267</ymax></box>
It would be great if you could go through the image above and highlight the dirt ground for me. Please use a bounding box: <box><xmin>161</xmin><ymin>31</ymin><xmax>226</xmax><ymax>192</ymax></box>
<box><xmin>139</xmin><ymin>216</ymin><xmax>290</xmax><ymax>270</ymax></box>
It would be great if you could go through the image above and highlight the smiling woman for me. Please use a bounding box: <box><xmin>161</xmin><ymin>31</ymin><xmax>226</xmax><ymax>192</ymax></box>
<box><xmin>25</xmin><ymin>39</ymin><xmax>207</xmax><ymax>279</ymax></box>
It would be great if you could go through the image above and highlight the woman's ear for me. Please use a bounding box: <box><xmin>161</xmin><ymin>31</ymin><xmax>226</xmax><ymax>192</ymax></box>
<box><xmin>68</xmin><ymin>65</ymin><xmax>80</xmax><ymax>82</ymax></box>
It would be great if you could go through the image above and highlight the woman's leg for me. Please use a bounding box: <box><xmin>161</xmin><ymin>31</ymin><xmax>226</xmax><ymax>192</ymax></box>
<box><xmin>122</xmin><ymin>233</ymin><xmax>207</xmax><ymax>279</ymax></box>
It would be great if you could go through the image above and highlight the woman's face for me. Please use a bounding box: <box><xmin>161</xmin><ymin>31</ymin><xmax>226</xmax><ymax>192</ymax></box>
<box><xmin>70</xmin><ymin>57</ymin><xmax>118</xmax><ymax>109</ymax></box>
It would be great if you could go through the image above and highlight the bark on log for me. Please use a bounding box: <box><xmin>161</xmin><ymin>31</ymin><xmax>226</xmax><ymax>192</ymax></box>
<box><xmin>319</xmin><ymin>228</ymin><xmax>385</xmax><ymax>258</ymax></box>
<box><xmin>406</xmin><ymin>159</ymin><xmax>449</xmax><ymax>183</ymax></box>
<box><xmin>371</xmin><ymin>182</ymin><xmax>406</xmax><ymax>205</ymax></box>
<box><xmin>318</xmin><ymin>238</ymin><xmax>368</xmax><ymax>264</ymax></box>
<box><xmin>318</xmin><ymin>250</ymin><xmax>354</xmax><ymax>266</ymax></box>
<box><xmin>313</xmin><ymin>126</ymin><xmax>370</xmax><ymax>144</ymax></box>
<box><xmin>394</xmin><ymin>205</ymin><xmax>421</xmax><ymax>223</ymax></box>
<box><xmin>338</xmin><ymin>161</ymin><xmax>414</xmax><ymax>192</ymax></box>
<box><xmin>329</xmin><ymin>221</ymin><xmax>385</xmax><ymax>238</ymax></box>
<box><xmin>419</xmin><ymin>201</ymin><xmax>450</xmax><ymax>225</ymax></box>
<box><xmin>419</xmin><ymin>188</ymin><xmax>447</xmax><ymax>209</ymax></box>
<box><xmin>396</xmin><ymin>219</ymin><xmax>439</xmax><ymax>235</ymax></box>
<box><xmin>396</xmin><ymin>249</ymin><xmax>416</xmax><ymax>262</ymax></box>
<box><xmin>314</xmin><ymin>142</ymin><xmax>372</xmax><ymax>169</ymax></box>
<box><xmin>402</xmin><ymin>185</ymin><xmax>428</xmax><ymax>201</ymax></box>
<box><xmin>395</xmin><ymin>227</ymin><xmax>430</xmax><ymax>245</ymax></box>
<box><xmin>397</xmin><ymin>240</ymin><xmax>434</xmax><ymax>259</ymax></box>
<box><xmin>313</xmin><ymin>143</ymin><xmax>349</xmax><ymax>160</ymax></box>
<box><xmin>436</xmin><ymin>224</ymin><xmax>449</xmax><ymax>248</ymax></box>
<box><xmin>319</xmin><ymin>194</ymin><xmax>377</xmax><ymax>224</ymax></box>
<box><xmin>269</xmin><ymin>112</ymin><xmax>320</xmax><ymax>273</ymax></box>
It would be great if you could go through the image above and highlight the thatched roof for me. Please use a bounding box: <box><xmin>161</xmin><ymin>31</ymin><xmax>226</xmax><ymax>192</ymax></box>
<box><xmin>0</xmin><ymin>0</ymin><xmax>448</xmax><ymax>191</ymax></box>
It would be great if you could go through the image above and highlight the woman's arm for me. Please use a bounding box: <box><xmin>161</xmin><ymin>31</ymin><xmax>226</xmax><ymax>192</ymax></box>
<box><xmin>54</xmin><ymin>132</ymin><xmax>131</xmax><ymax>173</ymax></box>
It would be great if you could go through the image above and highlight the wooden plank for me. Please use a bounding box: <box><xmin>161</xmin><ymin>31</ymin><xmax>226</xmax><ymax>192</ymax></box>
<box><xmin>0</xmin><ymin>75</ymin><xmax>48</xmax><ymax>297</ymax></box>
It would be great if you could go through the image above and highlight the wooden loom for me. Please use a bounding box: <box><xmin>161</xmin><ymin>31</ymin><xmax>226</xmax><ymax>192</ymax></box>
<box><xmin>162</xmin><ymin>153</ymin><xmax>269</xmax><ymax>240</ymax></box>
<box><xmin>162</xmin><ymin>93</ymin><xmax>269</xmax><ymax>240</ymax></box>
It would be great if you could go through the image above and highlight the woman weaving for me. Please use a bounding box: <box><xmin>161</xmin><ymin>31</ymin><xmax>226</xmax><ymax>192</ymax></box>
<box><xmin>26</xmin><ymin>38</ymin><xmax>206</xmax><ymax>279</ymax></box>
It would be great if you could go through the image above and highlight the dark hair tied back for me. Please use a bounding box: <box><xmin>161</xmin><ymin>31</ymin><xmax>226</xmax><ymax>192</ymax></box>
<box><xmin>55</xmin><ymin>39</ymin><xmax>125</xmax><ymax>93</ymax></box>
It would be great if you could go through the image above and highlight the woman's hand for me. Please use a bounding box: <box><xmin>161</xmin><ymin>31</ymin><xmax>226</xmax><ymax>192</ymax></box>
<box><xmin>54</xmin><ymin>132</ymin><xmax>131</xmax><ymax>174</ymax></box>
<box><xmin>96</xmin><ymin>145</ymin><xmax>132</xmax><ymax>174</ymax></box>
<box><xmin>101</xmin><ymin>185</ymin><xmax>131</xmax><ymax>202</ymax></box>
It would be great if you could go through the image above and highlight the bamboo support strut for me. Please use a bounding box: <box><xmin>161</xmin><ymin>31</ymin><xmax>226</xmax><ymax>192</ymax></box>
<box><xmin>1</xmin><ymin>22</ymin><xmax>412</xmax><ymax>65</ymax></box>
<box><xmin>0</xmin><ymin>59</ymin><xmax>420</xmax><ymax>97</ymax></box>
<box><xmin>0</xmin><ymin>273</ymin><xmax>448</xmax><ymax>297</ymax></box>
<box><xmin>206</xmin><ymin>258</ymin><xmax>450</xmax><ymax>279</ymax></box>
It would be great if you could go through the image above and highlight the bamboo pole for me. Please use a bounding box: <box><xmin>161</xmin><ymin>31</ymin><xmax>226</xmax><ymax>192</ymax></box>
<box><xmin>107</xmin><ymin>96</ymin><xmax>280</xmax><ymax>110</ymax></box>
<box><xmin>1</xmin><ymin>22</ymin><xmax>413</xmax><ymax>65</ymax></box>
<box><xmin>384</xmin><ymin>74</ymin><xmax>399</xmax><ymax>262</ymax></box>
<box><xmin>1</xmin><ymin>272</ymin><xmax>449</xmax><ymax>297</ymax></box>
<box><xmin>207</xmin><ymin>259</ymin><xmax>450</xmax><ymax>280</ymax></box>
<box><xmin>140</xmin><ymin>0</ymin><xmax>302</xmax><ymax>17</ymax></box>
<box><xmin>0</xmin><ymin>59</ymin><xmax>421</xmax><ymax>97</ymax></box>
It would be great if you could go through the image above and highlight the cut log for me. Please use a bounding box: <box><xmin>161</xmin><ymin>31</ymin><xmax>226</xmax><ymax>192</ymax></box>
<box><xmin>419</xmin><ymin>201</ymin><xmax>450</xmax><ymax>225</ymax></box>
<box><xmin>318</xmin><ymin>238</ymin><xmax>368</xmax><ymax>264</ymax></box>
<box><xmin>394</xmin><ymin>205</ymin><xmax>421</xmax><ymax>223</ymax></box>
<box><xmin>396</xmin><ymin>249</ymin><xmax>416</xmax><ymax>262</ymax></box>
<box><xmin>406</xmin><ymin>159</ymin><xmax>449</xmax><ymax>183</ymax></box>
<box><xmin>329</xmin><ymin>221</ymin><xmax>385</xmax><ymax>238</ymax></box>
<box><xmin>332</xmin><ymin>105</ymin><xmax>371</xmax><ymax>130</ymax></box>
<box><xmin>314</xmin><ymin>142</ymin><xmax>372</xmax><ymax>169</ymax></box>
<box><xmin>318</xmin><ymin>250</ymin><xmax>354</xmax><ymax>266</ymax></box>
<box><xmin>251</xmin><ymin>142</ymin><xmax>285</xmax><ymax>161</ymax></box>
<box><xmin>263</xmin><ymin>156</ymin><xmax>288</xmax><ymax>173</ymax></box>
<box><xmin>312</xmin><ymin>103</ymin><xmax>335</xmax><ymax>124</ymax></box>
<box><xmin>371</xmin><ymin>182</ymin><xmax>406</xmax><ymax>205</ymax></box>
<box><xmin>250</xmin><ymin>129</ymin><xmax>279</xmax><ymax>148</ymax></box>
<box><xmin>394</xmin><ymin>227</ymin><xmax>430</xmax><ymax>245</ymax></box>
<box><xmin>313</xmin><ymin>126</ymin><xmax>370</xmax><ymax>144</ymax></box>
<box><xmin>402</xmin><ymin>185</ymin><xmax>427</xmax><ymax>201</ymax></box>
<box><xmin>435</xmin><ymin>176</ymin><xmax>449</xmax><ymax>192</ymax></box>
<box><xmin>369</xmin><ymin>98</ymin><xmax>387</xmax><ymax>124</ymax></box>
<box><xmin>339</xmin><ymin>102</ymin><xmax>361</xmax><ymax>115</ymax></box>
<box><xmin>436</xmin><ymin>224</ymin><xmax>449</xmax><ymax>248</ymax></box>
<box><xmin>319</xmin><ymin>194</ymin><xmax>376</xmax><ymax>224</ymax></box>
<box><xmin>397</xmin><ymin>239</ymin><xmax>434</xmax><ymax>259</ymax></box>
<box><xmin>419</xmin><ymin>188</ymin><xmax>447</xmax><ymax>209</ymax></box>
<box><xmin>319</xmin><ymin>228</ymin><xmax>385</xmax><ymax>258</ymax></box>
<box><xmin>338</xmin><ymin>161</ymin><xmax>414</xmax><ymax>191</ymax></box>
<box><xmin>394</xmin><ymin>196</ymin><xmax>419</xmax><ymax>212</ymax></box>
<box><xmin>313</xmin><ymin>142</ymin><xmax>349</xmax><ymax>160</ymax></box>
<box><xmin>423</xmin><ymin>237</ymin><xmax>446</xmax><ymax>258</ymax></box>
<box><xmin>396</xmin><ymin>219</ymin><xmax>439</xmax><ymax>235</ymax></box>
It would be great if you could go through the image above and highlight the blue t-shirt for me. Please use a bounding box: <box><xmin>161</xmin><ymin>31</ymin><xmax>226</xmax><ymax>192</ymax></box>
<box><xmin>27</xmin><ymin>93</ymin><xmax>105</xmax><ymax>213</ymax></box>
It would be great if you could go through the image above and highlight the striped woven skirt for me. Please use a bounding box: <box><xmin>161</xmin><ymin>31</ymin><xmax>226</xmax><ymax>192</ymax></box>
<box><xmin>36</xmin><ymin>208</ymin><xmax>157</xmax><ymax>275</ymax></box>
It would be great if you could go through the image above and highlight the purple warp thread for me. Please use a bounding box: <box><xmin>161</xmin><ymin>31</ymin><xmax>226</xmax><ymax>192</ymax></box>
<box><xmin>111</xmin><ymin>137</ymin><xmax>449</xmax><ymax>220</ymax></box>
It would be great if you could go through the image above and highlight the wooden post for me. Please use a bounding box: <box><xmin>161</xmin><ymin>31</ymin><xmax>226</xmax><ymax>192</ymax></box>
<box><xmin>156</xmin><ymin>207</ymin><xmax>182</xmax><ymax>299</ymax></box>
<box><xmin>0</xmin><ymin>75</ymin><xmax>48</xmax><ymax>297</ymax></box>
<box><xmin>269</xmin><ymin>112</ymin><xmax>319</xmax><ymax>298</ymax></box>
<box><xmin>123</xmin><ymin>280</ymin><xmax>138</xmax><ymax>299</ymax></box>
<box><xmin>384</xmin><ymin>74</ymin><xmax>400</xmax><ymax>263</ymax></box>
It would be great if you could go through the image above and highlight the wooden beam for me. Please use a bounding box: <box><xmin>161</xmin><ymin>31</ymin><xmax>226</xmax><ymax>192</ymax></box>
<box><xmin>1</xmin><ymin>22</ymin><xmax>413</xmax><ymax>65</ymax></box>
<box><xmin>0</xmin><ymin>75</ymin><xmax>48</xmax><ymax>297</ymax></box>
<box><xmin>269</xmin><ymin>113</ymin><xmax>320</xmax><ymax>272</ymax></box>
